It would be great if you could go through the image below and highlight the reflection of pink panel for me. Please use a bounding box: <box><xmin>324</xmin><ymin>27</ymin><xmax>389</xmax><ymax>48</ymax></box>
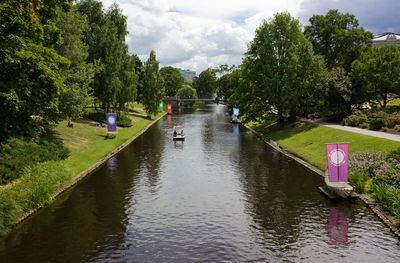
<box><xmin>326</xmin><ymin>144</ymin><xmax>349</xmax><ymax>182</ymax></box>
<box><xmin>326</xmin><ymin>208</ymin><xmax>348</xmax><ymax>247</ymax></box>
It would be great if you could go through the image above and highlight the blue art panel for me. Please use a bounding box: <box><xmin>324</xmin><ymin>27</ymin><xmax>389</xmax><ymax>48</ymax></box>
<box><xmin>107</xmin><ymin>113</ymin><xmax>117</xmax><ymax>132</ymax></box>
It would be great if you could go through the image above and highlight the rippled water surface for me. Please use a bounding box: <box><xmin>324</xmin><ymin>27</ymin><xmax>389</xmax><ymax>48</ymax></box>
<box><xmin>1</xmin><ymin>105</ymin><xmax>399</xmax><ymax>262</ymax></box>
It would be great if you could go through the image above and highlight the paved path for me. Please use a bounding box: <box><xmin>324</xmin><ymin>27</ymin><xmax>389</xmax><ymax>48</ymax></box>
<box><xmin>301</xmin><ymin>118</ymin><xmax>400</xmax><ymax>142</ymax></box>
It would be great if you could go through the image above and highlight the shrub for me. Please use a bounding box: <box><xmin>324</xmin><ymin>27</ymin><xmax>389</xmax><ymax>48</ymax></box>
<box><xmin>116</xmin><ymin>114</ymin><xmax>132</xmax><ymax>127</ymax></box>
<box><xmin>349</xmin><ymin>170</ymin><xmax>370</xmax><ymax>193</ymax></box>
<box><xmin>342</xmin><ymin>112</ymin><xmax>367</xmax><ymax>127</ymax></box>
<box><xmin>0</xmin><ymin>139</ymin><xmax>70</xmax><ymax>185</ymax></box>
<box><xmin>359</xmin><ymin>122</ymin><xmax>369</xmax><ymax>129</ymax></box>
<box><xmin>387</xmin><ymin>147</ymin><xmax>400</xmax><ymax>162</ymax></box>
<box><xmin>381</xmin><ymin>127</ymin><xmax>388</xmax><ymax>132</ymax></box>
<box><xmin>395</xmin><ymin>124</ymin><xmax>400</xmax><ymax>132</ymax></box>
<box><xmin>367</xmin><ymin>112</ymin><xmax>388</xmax><ymax>130</ymax></box>
<box><xmin>372</xmin><ymin>183</ymin><xmax>400</xmax><ymax>220</ymax></box>
<box><xmin>387</xmin><ymin>114</ymin><xmax>400</xmax><ymax>128</ymax></box>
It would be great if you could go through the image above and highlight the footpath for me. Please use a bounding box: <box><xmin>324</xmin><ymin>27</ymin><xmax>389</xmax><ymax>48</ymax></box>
<box><xmin>301</xmin><ymin>118</ymin><xmax>400</xmax><ymax>142</ymax></box>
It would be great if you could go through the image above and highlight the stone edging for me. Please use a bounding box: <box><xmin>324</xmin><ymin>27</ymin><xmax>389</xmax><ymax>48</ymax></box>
<box><xmin>243</xmin><ymin>123</ymin><xmax>400</xmax><ymax>239</ymax></box>
<box><xmin>15</xmin><ymin>113</ymin><xmax>167</xmax><ymax>227</ymax></box>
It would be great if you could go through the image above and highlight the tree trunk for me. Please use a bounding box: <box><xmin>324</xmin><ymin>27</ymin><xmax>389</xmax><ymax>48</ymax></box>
<box><xmin>278</xmin><ymin>111</ymin><xmax>284</xmax><ymax>123</ymax></box>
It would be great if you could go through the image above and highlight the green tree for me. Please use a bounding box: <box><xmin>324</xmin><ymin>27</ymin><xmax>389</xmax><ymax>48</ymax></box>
<box><xmin>193</xmin><ymin>68</ymin><xmax>217</xmax><ymax>98</ymax></box>
<box><xmin>245</xmin><ymin>12</ymin><xmax>324</xmax><ymax>123</ymax></box>
<box><xmin>56</xmin><ymin>5</ymin><xmax>94</xmax><ymax>120</ymax></box>
<box><xmin>305</xmin><ymin>9</ymin><xmax>373</xmax><ymax>73</ymax></box>
<box><xmin>142</xmin><ymin>50</ymin><xmax>165</xmax><ymax>118</ymax></box>
<box><xmin>351</xmin><ymin>45</ymin><xmax>400</xmax><ymax>108</ymax></box>
<box><xmin>316</xmin><ymin>67</ymin><xmax>352</xmax><ymax>115</ymax></box>
<box><xmin>0</xmin><ymin>0</ymin><xmax>69</xmax><ymax>141</ymax></box>
<box><xmin>176</xmin><ymin>84</ymin><xmax>197</xmax><ymax>99</ymax></box>
<box><xmin>77</xmin><ymin>1</ymin><xmax>130</xmax><ymax>113</ymax></box>
<box><xmin>115</xmin><ymin>54</ymin><xmax>139</xmax><ymax>113</ymax></box>
<box><xmin>160</xmin><ymin>66</ymin><xmax>184</xmax><ymax>96</ymax></box>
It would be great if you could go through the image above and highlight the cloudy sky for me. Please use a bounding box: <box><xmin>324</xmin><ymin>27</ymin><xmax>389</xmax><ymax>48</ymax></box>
<box><xmin>100</xmin><ymin>0</ymin><xmax>400</xmax><ymax>74</ymax></box>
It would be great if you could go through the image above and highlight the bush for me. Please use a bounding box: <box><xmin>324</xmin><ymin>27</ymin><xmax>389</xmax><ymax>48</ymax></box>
<box><xmin>395</xmin><ymin>124</ymin><xmax>400</xmax><ymax>132</ymax></box>
<box><xmin>368</xmin><ymin>112</ymin><xmax>388</xmax><ymax>130</ymax></box>
<box><xmin>387</xmin><ymin>113</ymin><xmax>400</xmax><ymax>128</ymax></box>
<box><xmin>349</xmin><ymin>170</ymin><xmax>370</xmax><ymax>193</ymax></box>
<box><xmin>359</xmin><ymin>122</ymin><xmax>369</xmax><ymax>129</ymax></box>
<box><xmin>372</xmin><ymin>183</ymin><xmax>400</xmax><ymax>220</ymax></box>
<box><xmin>387</xmin><ymin>147</ymin><xmax>400</xmax><ymax>162</ymax></box>
<box><xmin>342</xmin><ymin>112</ymin><xmax>367</xmax><ymax>127</ymax></box>
<box><xmin>0</xmin><ymin>139</ymin><xmax>70</xmax><ymax>185</ymax></box>
<box><xmin>116</xmin><ymin>114</ymin><xmax>132</xmax><ymax>127</ymax></box>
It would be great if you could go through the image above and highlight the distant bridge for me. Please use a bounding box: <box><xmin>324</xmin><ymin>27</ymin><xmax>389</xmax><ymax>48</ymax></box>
<box><xmin>163</xmin><ymin>97</ymin><xmax>219</xmax><ymax>112</ymax></box>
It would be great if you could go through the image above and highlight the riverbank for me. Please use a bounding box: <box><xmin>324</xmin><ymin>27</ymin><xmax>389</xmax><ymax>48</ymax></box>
<box><xmin>246</xmin><ymin>121</ymin><xmax>400</xmax><ymax>238</ymax></box>
<box><xmin>0</xmin><ymin>108</ymin><xmax>166</xmax><ymax>237</ymax></box>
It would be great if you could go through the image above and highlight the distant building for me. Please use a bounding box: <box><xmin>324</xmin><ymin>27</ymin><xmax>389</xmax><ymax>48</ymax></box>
<box><xmin>372</xmin><ymin>32</ymin><xmax>400</xmax><ymax>47</ymax></box>
<box><xmin>178</xmin><ymin>69</ymin><xmax>196</xmax><ymax>83</ymax></box>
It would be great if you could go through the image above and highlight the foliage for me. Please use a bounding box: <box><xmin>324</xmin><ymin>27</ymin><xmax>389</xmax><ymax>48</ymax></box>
<box><xmin>367</xmin><ymin>112</ymin><xmax>388</xmax><ymax>130</ymax></box>
<box><xmin>142</xmin><ymin>50</ymin><xmax>165</xmax><ymax>117</ymax></box>
<box><xmin>245</xmin><ymin>12</ymin><xmax>325</xmax><ymax>123</ymax></box>
<box><xmin>0</xmin><ymin>138</ymin><xmax>70</xmax><ymax>185</ymax></box>
<box><xmin>348</xmin><ymin>170</ymin><xmax>370</xmax><ymax>193</ymax></box>
<box><xmin>305</xmin><ymin>9</ymin><xmax>373</xmax><ymax>72</ymax></box>
<box><xmin>351</xmin><ymin>45</ymin><xmax>400</xmax><ymax>108</ymax></box>
<box><xmin>160</xmin><ymin>66</ymin><xmax>184</xmax><ymax>96</ymax></box>
<box><xmin>388</xmin><ymin>147</ymin><xmax>400</xmax><ymax>162</ymax></box>
<box><xmin>116</xmin><ymin>114</ymin><xmax>132</xmax><ymax>127</ymax></box>
<box><xmin>193</xmin><ymin>68</ymin><xmax>217</xmax><ymax>98</ymax></box>
<box><xmin>78</xmin><ymin>1</ymin><xmax>138</xmax><ymax>113</ymax></box>
<box><xmin>176</xmin><ymin>84</ymin><xmax>197</xmax><ymax>99</ymax></box>
<box><xmin>315</xmin><ymin>67</ymin><xmax>352</xmax><ymax>116</ymax></box>
<box><xmin>341</xmin><ymin>111</ymin><xmax>367</xmax><ymax>127</ymax></box>
<box><xmin>372</xmin><ymin>183</ymin><xmax>400</xmax><ymax>220</ymax></box>
<box><xmin>0</xmin><ymin>0</ymin><xmax>70</xmax><ymax>141</ymax></box>
<box><xmin>0</xmin><ymin>161</ymin><xmax>73</xmax><ymax>236</ymax></box>
<box><xmin>56</xmin><ymin>5</ymin><xmax>95</xmax><ymax>120</ymax></box>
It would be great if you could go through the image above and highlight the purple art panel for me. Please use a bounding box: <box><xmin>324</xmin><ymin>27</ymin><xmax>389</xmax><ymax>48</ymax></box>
<box><xmin>326</xmin><ymin>144</ymin><xmax>349</xmax><ymax>182</ymax></box>
<box><xmin>106</xmin><ymin>113</ymin><xmax>117</xmax><ymax>133</ymax></box>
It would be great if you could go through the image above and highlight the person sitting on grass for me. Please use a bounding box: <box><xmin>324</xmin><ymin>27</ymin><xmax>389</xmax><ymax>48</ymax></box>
<box><xmin>67</xmin><ymin>121</ymin><xmax>74</xmax><ymax>128</ymax></box>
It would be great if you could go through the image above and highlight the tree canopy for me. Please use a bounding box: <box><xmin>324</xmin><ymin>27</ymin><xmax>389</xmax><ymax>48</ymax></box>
<box><xmin>351</xmin><ymin>45</ymin><xmax>400</xmax><ymax>108</ymax></box>
<box><xmin>160</xmin><ymin>66</ymin><xmax>184</xmax><ymax>96</ymax></box>
<box><xmin>142</xmin><ymin>50</ymin><xmax>165</xmax><ymax>117</ymax></box>
<box><xmin>245</xmin><ymin>12</ymin><xmax>324</xmax><ymax>123</ymax></box>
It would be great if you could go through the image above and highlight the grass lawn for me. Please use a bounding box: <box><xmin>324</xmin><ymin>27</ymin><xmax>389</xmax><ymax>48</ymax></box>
<box><xmin>252</xmin><ymin>122</ymin><xmax>400</xmax><ymax>171</ymax></box>
<box><xmin>54</xmin><ymin>107</ymin><xmax>164</xmax><ymax>175</ymax></box>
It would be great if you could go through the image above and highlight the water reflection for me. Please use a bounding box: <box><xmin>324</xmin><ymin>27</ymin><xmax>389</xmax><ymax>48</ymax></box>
<box><xmin>326</xmin><ymin>207</ymin><xmax>349</xmax><ymax>248</ymax></box>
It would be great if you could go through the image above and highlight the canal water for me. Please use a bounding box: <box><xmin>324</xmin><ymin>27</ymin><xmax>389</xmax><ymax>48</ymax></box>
<box><xmin>0</xmin><ymin>104</ymin><xmax>399</xmax><ymax>262</ymax></box>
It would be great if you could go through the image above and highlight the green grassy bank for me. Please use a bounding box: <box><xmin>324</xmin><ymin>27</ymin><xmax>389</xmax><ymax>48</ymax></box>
<box><xmin>0</xmin><ymin>108</ymin><xmax>164</xmax><ymax>236</ymax></box>
<box><xmin>251</xmin><ymin>122</ymin><xmax>400</xmax><ymax>171</ymax></box>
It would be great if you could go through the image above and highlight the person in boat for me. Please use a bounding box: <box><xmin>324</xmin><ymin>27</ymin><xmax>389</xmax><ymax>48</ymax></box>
<box><xmin>180</xmin><ymin>129</ymin><xmax>184</xmax><ymax>136</ymax></box>
<box><xmin>173</xmin><ymin>130</ymin><xmax>177</xmax><ymax>137</ymax></box>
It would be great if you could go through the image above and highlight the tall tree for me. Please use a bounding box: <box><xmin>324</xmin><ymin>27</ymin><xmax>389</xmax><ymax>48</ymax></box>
<box><xmin>115</xmin><ymin>54</ymin><xmax>139</xmax><ymax>113</ymax></box>
<box><xmin>56</xmin><ymin>5</ymin><xmax>94</xmax><ymax>120</ymax></box>
<box><xmin>77</xmin><ymin>1</ymin><xmax>130</xmax><ymax>113</ymax></box>
<box><xmin>0</xmin><ymin>0</ymin><xmax>69</xmax><ymax>141</ymax></box>
<box><xmin>193</xmin><ymin>68</ymin><xmax>217</xmax><ymax>98</ymax></box>
<box><xmin>351</xmin><ymin>45</ymin><xmax>400</xmax><ymax>108</ymax></box>
<box><xmin>160</xmin><ymin>66</ymin><xmax>184</xmax><ymax>96</ymax></box>
<box><xmin>142</xmin><ymin>50</ymin><xmax>165</xmax><ymax>118</ymax></box>
<box><xmin>305</xmin><ymin>9</ymin><xmax>373</xmax><ymax>73</ymax></box>
<box><xmin>245</xmin><ymin>12</ymin><xmax>324</xmax><ymax>123</ymax></box>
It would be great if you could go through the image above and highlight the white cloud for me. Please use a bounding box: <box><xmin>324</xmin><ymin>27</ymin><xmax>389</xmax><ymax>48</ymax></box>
<box><xmin>99</xmin><ymin>0</ymin><xmax>398</xmax><ymax>74</ymax></box>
